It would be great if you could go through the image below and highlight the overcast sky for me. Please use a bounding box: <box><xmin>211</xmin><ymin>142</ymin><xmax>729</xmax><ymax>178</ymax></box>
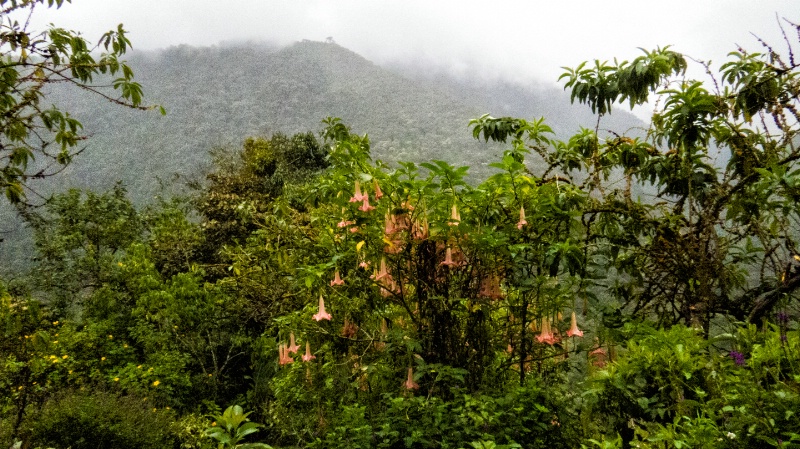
<box><xmin>23</xmin><ymin>0</ymin><xmax>799</xmax><ymax>86</ymax></box>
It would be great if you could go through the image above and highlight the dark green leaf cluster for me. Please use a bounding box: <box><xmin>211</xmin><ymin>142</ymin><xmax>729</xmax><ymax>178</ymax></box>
<box><xmin>0</xmin><ymin>0</ymin><xmax>157</xmax><ymax>203</ymax></box>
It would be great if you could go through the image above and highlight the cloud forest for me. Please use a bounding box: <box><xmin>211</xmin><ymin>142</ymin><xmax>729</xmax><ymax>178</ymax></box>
<box><xmin>1</xmin><ymin>2</ymin><xmax>799</xmax><ymax>448</ymax></box>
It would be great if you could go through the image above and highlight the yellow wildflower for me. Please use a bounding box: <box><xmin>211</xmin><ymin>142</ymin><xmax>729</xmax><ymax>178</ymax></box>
<box><xmin>113</xmin><ymin>377</ymin><xmax>120</xmax><ymax>382</ymax></box>
<box><xmin>152</xmin><ymin>380</ymin><xmax>160</xmax><ymax>387</ymax></box>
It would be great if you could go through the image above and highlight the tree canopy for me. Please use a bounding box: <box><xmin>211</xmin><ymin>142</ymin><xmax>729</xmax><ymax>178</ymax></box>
<box><xmin>0</xmin><ymin>0</ymin><xmax>159</xmax><ymax>203</ymax></box>
<box><xmin>1</xmin><ymin>13</ymin><xmax>800</xmax><ymax>449</ymax></box>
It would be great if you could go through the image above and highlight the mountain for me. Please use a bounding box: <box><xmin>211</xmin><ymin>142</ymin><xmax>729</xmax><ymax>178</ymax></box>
<box><xmin>1</xmin><ymin>40</ymin><xmax>644</xmax><ymax>274</ymax></box>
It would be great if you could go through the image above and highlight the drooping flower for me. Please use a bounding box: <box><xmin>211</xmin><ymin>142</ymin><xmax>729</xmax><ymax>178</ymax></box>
<box><xmin>330</xmin><ymin>269</ymin><xmax>345</xmax><ymax>286</ymax></box>
<box><xmin>404</xmin><ymin>367</ymin><xmax>419</xmax><ymax>390</ymax></box>
<box><xmin>411</xmin><ymin>217</ymin><xmax>429</xmax><ymax>241</ymax></box>
<box><xmin>536</xmin><ymin>318</ymin><xmax>558</xmax><ymax>345</ymax></box>
<box><xmin>287</xmin><ymin>332</ymin><xmax>300</xmax><ymax>354</ymax></box>
<box><xmin>313</xmin><ymin>295</ymin><xmax>332</xmax><ymax>321</ymax></box>
<box><xmin>589</xmin><ymin>347</ymin><xmax>607</xmax><ymax>368</ymax></box>
<box><xmin>516</xmin><ymin>206</ymin><xmax>527</xmax><ymax>230</ymax></box>
<box><xmin>384</xmin><ymin>210</ymin><xmax>397</xmax><ymax>235</ymax></box>
<box><xmin>337</xmin><ymin>207</ymin><xmax>355</xmax><ymax>228</ymax></box>
<box><xmin>373</xmin><ymin>178</ymin><xmax>384</xmax><ymax>199</ymax></box>
<box><xmin>441</xmin><ymin>247</ymin><xmax>457</xmax><ymax>267</ymax></box>
<box><xmin>349</xmin><ymin>180</ymin><xmax>365</xmax><ymax>203</ymax></box>
<box><xmin>278</xmin><ymin>343</ymin><xmax>294</xmax><ymax>365</ymax></box>
<box><xmin>448</xmin><ymin>204</ymin><xmax>461</xmax><ymax>226</ymax></box>
<box><xmin>302</xmin><ymin>341</ymin><xmax>316</xmax><ymax>362</ymax></box>
<box><xmin>359</xmin><ymin>193</ymin><xmax>375</xmax><ymax>212</ymax></box>
<box><xmin>566</xmin><ymin>312</ymin><xmax>584</xmax><ymax>337</ymax></box>
<box><xmin>479</xmin><ymin>275</ymin><xmax>503</xmax><ymax>300</ymax></box>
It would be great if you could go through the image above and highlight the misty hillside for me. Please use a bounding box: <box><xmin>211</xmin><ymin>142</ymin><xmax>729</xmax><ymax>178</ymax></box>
<box><xmin>43</xmin><ymin>40</ymin><xmax>643</xmax><ymax>197</ymax></box>
<box><xmin>2</xmin><ymin>40</ymin><xmax>644</xmax><ymax>273</ymax></box>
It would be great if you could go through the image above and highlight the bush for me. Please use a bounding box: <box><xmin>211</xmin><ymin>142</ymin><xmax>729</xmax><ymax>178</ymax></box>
<box><xmin>28</xmin><ymin>390</ymin><xmax>177</xmax><ymax>449</ymax></box>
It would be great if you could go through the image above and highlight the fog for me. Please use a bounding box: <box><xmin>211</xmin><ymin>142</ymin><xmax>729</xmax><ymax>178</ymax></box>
<box><xmin>23</xmin><ymin>0</ymin><xmax>797</xmax><ymax>87</ymax></box>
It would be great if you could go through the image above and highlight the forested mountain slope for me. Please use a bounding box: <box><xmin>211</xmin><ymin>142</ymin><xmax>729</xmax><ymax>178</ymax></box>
<box><xmin>44</xmin><ymin>40</ymin><xmax>642</xmax><ymax>196</ymax></box>
<box><xmin>1</xmin><ymin>40</ymin><xmax>642</xmax><ymax>273</ymax></box>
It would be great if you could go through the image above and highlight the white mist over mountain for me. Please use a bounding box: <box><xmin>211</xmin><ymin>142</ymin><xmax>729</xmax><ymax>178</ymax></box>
<box><xmin>27</xmin><ymin>0</ymin><xmax>796</xmax><ymax>86</ymax></box>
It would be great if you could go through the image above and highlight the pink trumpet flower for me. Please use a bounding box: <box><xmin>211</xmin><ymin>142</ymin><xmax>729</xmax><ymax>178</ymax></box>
<box><xmin>536</xmin><ymin>318</ymin><xmax>558</xmax><ymax>345</ymax></box>
<box><xmin>566</xmin><ymin>312</ymin><xmax>584</xmax><ymax>337</ymax></box>
<box><xmin>479</xmin><ymin>276</ymin><xmax>503</xmax><ymax>300</ymax></box>
<box><xmin>359</xmin><ymin>193</ymin><xmax>375</xmax><ymax>212</ymax></box>
<box><xmin>448</xmin><ymin>204</ymin><xmax>461</xmax><ymax>226</ymax></box>
<box><xmin>404</xmin><ymin>367</ymin><xmax>419</xmax><ymax>390</ymax></box>
<box><xmin>384</xmin><ymin>210</ymin><xmax>397</xmax><ymax>235</ymax></box>
<box><xmin>302</xmin><ymin>341</ymin><xmax>316</xmax><ymax>362</ymax></box>
<box><xmin>349</xmin><ymin>180</ymin><xmax>365</xmax><ymax>203</ymax></box>
<box><xmin>278</xmin><ymin>343</ymin><xmax>294</xmax><ymax>365</ymax></box>
<box><xmin>287</xmin><ymin>333</ymin><xmax>300</xmax><ymax>354</ymax></box>
<box><xmin>330</xmin><ymin>269</ymin><xmax>344</xmax><ymax>286</ymax></box>
<box><xmin>373</xmin><ymin>179</ymin><xmax>384</xmax><ymax>199</ymax></box>
<box><xmin>440</xmin><ymin>247</ymin><xmax>457</xmax><ymax>267</ymax></box>
<box><xmin>313</xmin><ymin>295</ymin><xmax>332</xmax><ymax>321</ymax></box>
<box><xmin>412</xmin><ymin>218</ymin><xmax>429</xmax><ymax>241</ymax></box>
<box><xmin>517</xmin><ymin>206</ymin><xmax>527</xmax><ymax>230</ymax></box>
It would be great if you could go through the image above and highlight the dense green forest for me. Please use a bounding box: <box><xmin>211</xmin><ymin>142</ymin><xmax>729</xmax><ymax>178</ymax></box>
<box><xmin>0</xmin><ymin>37</ymin><xmax>643</xmax><ymax>274</ymax></box>
<box><xmin>2</xmin><ymin>2</ymin><xmax>800</xmax><ymax>448</ymax></box>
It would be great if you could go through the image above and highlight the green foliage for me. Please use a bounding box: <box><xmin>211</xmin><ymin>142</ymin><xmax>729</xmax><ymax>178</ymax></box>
<box><xmin>206</xmin><ymin>405</ymin><xmax>272</xmax><ymax>449</ymax></box>
<box><xmin>0</xmin><ymin>0</ymin><xmax>158</xmax><ymax>203</ymax></box>
<box><xmin>27</xmin><ymin>390</ymin><xmax>176</xmax><ymax>449</ymax></box>
<box><xmin>584</xmin><ymin>324</ymin><xmax>800</xmax><ymax>448</ymax></box>
<box><xmin>309</xmin><ymin>386</ymin><xmax>575</xmax><ymax>449</ymax></box>
<box><xmin>5</xmin><ymin>19</ymin><xmax>800</xmax><ymax>449</ymax></box>
<box><xmin>549</xmin><ymin>29</ymin><xmax>800</xmax><ymax>330</ymax></box>
<box><xmin>558</xmin><ymin>47</ymin><xmax>686</xmax><ymax>115</ymax></box>
<box><xmin>27</xmin><ymin>183</ymin><xmax>143</xmax><ymax>315</ymax></box>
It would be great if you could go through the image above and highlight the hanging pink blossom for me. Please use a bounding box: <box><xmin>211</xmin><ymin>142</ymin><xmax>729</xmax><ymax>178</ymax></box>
<box><xmin>479</xmin><ymin>275</ymin><xmax>503</xmax><ymax>300</ymax></box>
<box><xmin>302</xmin><ymin>341</ymin><xmax>316</xmax><ymax>362</ymax></box>
<box><xmin>536</xmin><ymin>318</ymin><xmax>558</xmax><ymax>345</ymax></box>
<box><xmin>412</xmin><ymin>217</ymin><xmax>429</xmax><ymax>241</ymax></box>
<box><xmin>566</xmin><ymin>312</ymin><xmax>584</xmax><ymax>337</ymax></box>
<box><xmin>349</xmin><ymin>180</ymin><xmax>365</xmax><ymax>203</ymax></box>
<box><xmin>313</xmin><ymin>295</ymin><xmax>332</xmax><ymax>321</ymax></box>
<box><xmin>517</xmin><ymin>206</ymin><xmax>527</xmax><ymax>230</ymax></box>
<box><xmin>330</xmin><ymin>269</ymin><xmax>344</xmax><ymax>286</ymax></box>
<box><xmin>359</xmin><ymin>193</ymin><xmax>375</xmax><ymax>212</ymax></box>
<box><xmin>440</xmin><ymin>247</ymin><xmax>457</xmax><ymax>267</ymax></box>
<box><xmin>287</xmin><ymin>332</ymin><xmax>300</xmax><ymax>354</ymax></box>
<box><xmin>448</xmin><ymin>204</ymin><xmax>461</xmax><ymax>226</ymax></box>
<box><xmin>373</xmin><ymin>179</ymin><xmax>384</xmax><ymax>199</ymax></box>
<box><xmin>384</xmin><ymin>210</ymin><xmax>397</xmax><ymax>235</ymax></box>
<box><xmin>278</xmin><ymin>343</ymin><xmax>294</xmax><ymax>365</ymax></box>
<box><xmin>404</xmin><ymin>367</ymin><xmax>419</xmax><ymax>390</ymax></box>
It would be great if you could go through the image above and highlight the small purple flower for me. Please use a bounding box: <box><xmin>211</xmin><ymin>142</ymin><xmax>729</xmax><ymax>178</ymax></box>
<box><xmin>781</xmin><ymin>334</ymin><xmax>788</xmax><ymax>343</ymax></box>
<box><xmin>729</xmin><ymin>351</ymin><xmax>745</xmax><ymax>366</ymax></box>
<box><xmin>777</xmin><ymin>311</ymin><xmax>789</xmax><ymax>325</ymax></box>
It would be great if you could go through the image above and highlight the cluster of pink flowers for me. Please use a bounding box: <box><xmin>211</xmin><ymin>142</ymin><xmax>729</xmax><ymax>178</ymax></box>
<box><xmin>536</xmin><ymin>312</ymin><xmax>584</xmax><ymax>346</ymax></box>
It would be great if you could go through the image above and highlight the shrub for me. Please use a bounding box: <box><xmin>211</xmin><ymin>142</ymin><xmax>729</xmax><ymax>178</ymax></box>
<box><xmin>28</xmin><ymin>390</ymin><xmax>176</xmax><ymax>449</ymax></box>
